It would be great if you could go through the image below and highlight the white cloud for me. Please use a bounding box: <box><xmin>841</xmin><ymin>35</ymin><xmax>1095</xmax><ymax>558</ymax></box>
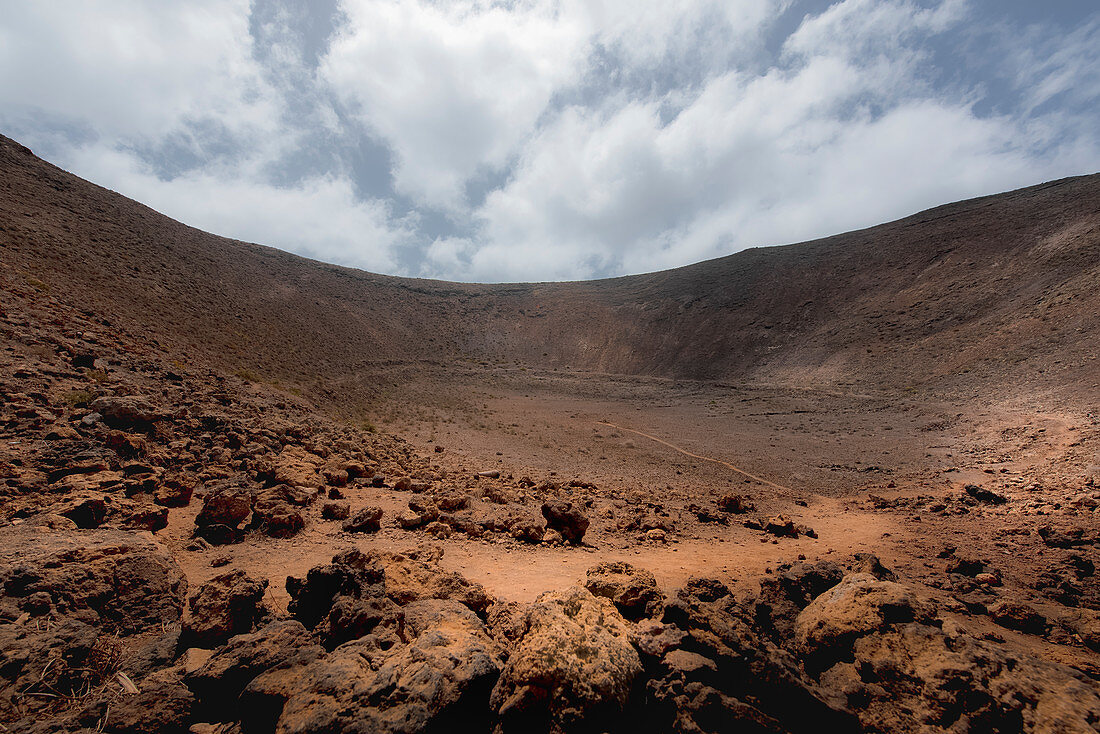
<box><xmin>0</xmin><ymin>0</ymin><xmax>414</xmax><ymax>272</ymax></box>
<box><xmin>0</xmin><ymin>1</ymin><xmax>278</xmax><ymax>143</ymax></box>
<box><xmin>66</xmin><ymin>145</ymin><xmax>412</xmax><ymax>273</ymax></box>
<box><xmin>784</xmin><ymin>0</ymin><xmax>967</xmax><ymax>60</ymax></box>
<box><xmin>320</xmin><ymin>0</ymin><xmax>785</xmax><ymax>213</ymax></box>
<box><xmin>1</xmin><ymin>0</ymin><xmax>1098</xmax><ymax>283</ymax></box>
<box><xmin>321</xmin><ymin>0</ymin><xmax>591</xmax><ymax>212</ymax></box>
<box><xmin>443</xmin><ymin>0</ymin><xmax>1099</xmax><ymax>281</ymax></box>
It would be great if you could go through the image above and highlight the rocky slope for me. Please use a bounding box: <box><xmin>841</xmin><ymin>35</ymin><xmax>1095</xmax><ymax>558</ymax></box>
<box><xmin>3</xmin><ymin>134</ymin><xmax>1098</xmax><ymax>406</ymax></box>
<box><xmin>2</xmin><ymin>135</ymin><xmax>1099</xmax><ymax>732</ymax></box>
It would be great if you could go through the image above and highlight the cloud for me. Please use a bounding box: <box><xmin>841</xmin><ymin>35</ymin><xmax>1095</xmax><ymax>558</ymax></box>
<box><xmin>1</xmin><ymin>0</ymin><xmax>1098</xmax><ymax>282</ymax></box>
<box><xmin>320</xmin><ymin>0</ymin><xmax>591</xmax><ymax>212</ymax></box>
<box><xmin>0</xmin><ymin>2</ymin><xmax>278</xmax><ymax>143</ymax></box>
<box><xmin>436</xmin><ymin>0</ymin><xmax>1100</xmax><ymax>281</ymax></box>
<box><xmin>66</xmin><ymin>144</ymin><xmax>413</xmax><ymax>273</ymax></box>
<box><xmin>319</xmin><ymin>0</ymin><xmax>785</xmax><ymax>213</ymax></box>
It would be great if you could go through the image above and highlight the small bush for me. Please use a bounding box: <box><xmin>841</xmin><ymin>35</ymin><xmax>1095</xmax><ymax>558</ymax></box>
<box><xmin>25</xmin><ymin>276</ymin><xmax>50</xmax><ymax>292</ymax></box>
<box><xmin>234</xmin><ymin>369</ymin><xmax>261</xmax><ymax>383</ymax></box>
<box><xmin>85</xmin><ymin>368</ymin><xmax>109</xmax><ymax>383</ymax></box>
<box><xmin>64</xmin><ymin>390</ymin><xmax>95</xmax><ymax>407</ymax></box>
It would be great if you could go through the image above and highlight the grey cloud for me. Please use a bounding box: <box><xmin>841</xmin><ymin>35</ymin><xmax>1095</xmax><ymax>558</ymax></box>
<box><xmin>0</xmin><ymin>0</ymin><xmax>1097</xmax><ymax>282</ymax></box>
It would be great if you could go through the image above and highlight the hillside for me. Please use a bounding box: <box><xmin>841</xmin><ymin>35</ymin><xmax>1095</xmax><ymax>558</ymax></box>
<box><xmin>4</xmin><ymin>133</ymin><xmax>1100</xmax><ymax>733</ymax></box>
<box><xmin>2</xmin><ymin>133</ymin><xmax>1098</xmax><ymax>406</ymax></box>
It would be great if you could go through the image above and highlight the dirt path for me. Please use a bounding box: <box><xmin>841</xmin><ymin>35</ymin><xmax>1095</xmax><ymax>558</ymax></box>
<box><xmin>596</xmin><ymin>420</ymin><xmax>800</xmax><ymax>497</ymax></box>
<box><xmin>439</xmin><ymin>499</ymin><xmax>896</xmax><ymax>603</ymax></box>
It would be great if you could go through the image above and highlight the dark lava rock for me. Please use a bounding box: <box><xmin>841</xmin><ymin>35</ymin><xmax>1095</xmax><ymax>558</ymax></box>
<box><xmin>285</xmin><ymin>548</ymin><xmax>393</xmax><ymax>647</ymax></box>
<box><xmin>343</xmin><ymin>506</ymin><xmax>383</xmax><ymax>533</ymax></box>
<box><xmin>988</xmin><ymin>600</ymin><xmax>1049</xmax><ymax>635</ymax></box>
<box><xmin>0</xmin><ymin>528</ymin><xmax>187</xmax><ymax>633</ymax></box>
<box><xmin>321</xmin><ymin>501</ymin><xmax>350</xmax><ymax>520</ymax></box>
<box><xmin>251</xmin><ymin>485</ymin><xmax>309</xmax><ymax>538</ymax></box>
<box><xmin>541</xmin><ymin>499</ymin><xmax>589</xmax><ymax>544</ymax></box>
<box><xmin>965</xmin><ymin>483</ymin><xmax>1008</xmax><ymax>505</ymax></box>
<box><xmin>490</xmin><ymin>587</ymin><xmax>640</xmax><ymax>733</ymax></box>
<box><xmin>195</xmin><ymin>482</ymin><xmax>252</xmax><ymax>535</ymax></box>
<box><xmin>88</xmin><ymin>395</ymin><xmax>164</xmax><ymax>429</ymax></box>
<box><xmin>765</xmin><ymin>514</ymin><xmax>798</xmax><ymax>537</ymax></box>
<box><xmin>1038</xmin><ymin>524</ymin><xmax>1100</xmax><ymax>548</ymax></box>
<box><xmin>186</xmin><ymin>619</ymin><xmax>324</xmax><ymax>719</ymax></box>
<box><xmin>57</xmin><ymin>493</ymin><xmax>109</xmax><ymax>528</ymax></box>
<box><xmin>154</xmin><ymin>475</ymin><xmax>195</xmax><ymax>507</ymax></box>
<box><xmin>182</xmin><ymin>570</ymin><xmax>269</xmax><ymax>648</ymax></box>
<box><xmin>946</xmin><ymin>556</ymin><xmax>991</xmax><ymax>578</ymax></box>
<box><xmin>717</xmin><ymin>493</ymin><xmax>755</xmax><ymax>514</ymax></box>
<box><xmin>123</xmin><ymin>505</ymin><xmax>170</xmax><ymax>532</ymax></box>
<box><xmin>584</xmin><ymin>561</ymin><xmax>665</xmax><ymax>620</ymax></box>
<box><xmin>78</xmin><ymin>672</ymin><xmax>194</xmax><ymax>734</ymax></box>
<box><xmin>241</xmin><ymin>599</ymin><xmax>502</xmax><ymax>734</ymax></box>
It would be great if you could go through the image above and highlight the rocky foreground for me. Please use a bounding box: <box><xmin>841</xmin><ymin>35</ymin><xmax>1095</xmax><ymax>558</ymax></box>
<box><xmin>2</xmin><ymin>261</ymin><xmax>1099</xmax><ymax>733</ymax></box>
<box><xmin>4</xmin><ymin>529</ymin><xmax>1099</xmax><ymax>733</ymax></box>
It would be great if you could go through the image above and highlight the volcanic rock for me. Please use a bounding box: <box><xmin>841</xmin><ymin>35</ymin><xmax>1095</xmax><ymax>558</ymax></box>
<box><xmin>241</xmin><ymin>599</ymin><xmax>502</xmax><ymax>734</ymax></box>
<box><xmin>489</xmin><ymin>586</ymin><xmax>641</xmax><ymax>732</ymax></box>
<box><xmin>182</xmin><ymin>570</ymin><xmax>269</xmax><ymax>648</ymax></box>
<box><xmin>584</xmin><ymin>561</ymin><xmax>665</xmax><ymax>620</ymax></box>
<box><xmin>541</xmin><ymin>499</ymin><xmax>589</xmax><ymax>544</ymax></box>
<box><xmin>342</xmin><ymin>505</ymin><xmax>383</xmax><ymax>533</ymax></box>
<box><xmin>321</xmin><ymin>501</ymin><xmax>350</xmax><ymax>520</ymax></box>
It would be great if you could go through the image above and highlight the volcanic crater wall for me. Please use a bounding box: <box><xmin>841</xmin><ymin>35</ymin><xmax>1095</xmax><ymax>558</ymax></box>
<box><xmin>2</xmin><ymin>133</ymin><xmax>1098</xmax><ymax>400</ymax></box>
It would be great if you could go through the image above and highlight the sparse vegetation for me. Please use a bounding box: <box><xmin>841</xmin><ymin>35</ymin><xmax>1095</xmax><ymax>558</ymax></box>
<box><xmin>63</xmin><ymin>389</ymin><xmax>95</xmax><ymax>407</ymax></box>
<box><xmin>25</xmin><ymin>275</ymin><xmax>50</xmax><ymax>292</ymax></box>
<box><xmin>234</xmin><ymin>368</ymin><xmax>261</xmax><ymax>383</ymax></box>
<box><xmin>85</xmin><ymin>368</ymin><xmax>109</xmax><ymax>383</ymax></box>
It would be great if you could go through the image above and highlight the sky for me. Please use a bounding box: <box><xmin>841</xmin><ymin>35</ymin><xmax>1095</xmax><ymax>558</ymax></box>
<box><xmin>1</xmin><ymin>0</ymin><xmax>1098</xmax><ymax>283</ymax></box>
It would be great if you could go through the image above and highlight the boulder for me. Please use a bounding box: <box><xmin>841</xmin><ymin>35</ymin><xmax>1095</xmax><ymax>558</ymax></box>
<box><xmin>677</xmin><ymin>576</ymin><xmax>731</xmax><ymax>603</ymax></box>
<box><xmin>988</xmin><ymin>600</ymin><xmax>1048</xmax><ymax>635</ymax></box>
<box><xmin>1038</xmin><ymin>524</ymin><xmax>1100</xmax><ymax>548</ymax></box>
<box><xmin>794</xmin><ymin>573</ymin><xmax>935</xmax><ymax>672</ymax></box>
<box><xmin>182</xmin><ymin>570</ymin><xmax>269</xmax><ymax>648</ymax></box>
<box><xmin>241</xmin><ymin>600</ymin><xmax>503</xmax><ymax>734</ymax></box>
<box><xmin>322</xmin><ymin>467</ymin><xmax>349</xmax><ymax>487</ymax></box>
<box><xmin>195</xmin><ymin>482</ymin><xmax>253</xmax><ymax>538</ymax></box>
<box><xmin>272</xmin><ymin>445</ymin><xmax>325</xmax><ymax>489</ymax></box>
<box><xmin>755</xmin><ymin>561</ymin><xmax>844</xmax><ymax>638</ymax></box>
<box><xmin>425</xmin><ymin>520</ymin><xmax>453</xmax><ymax>539</ymax></box>
<box><xmin>123</xmin><ymin>505</ymin><xmax>170</xmax><ymax>532</ymax></box>
<box><xmin>186</xmin><ymin>619</ymin><xmax>324</xmax><ymax>718</ymax></box>
<box><xmin>437</xmin><ymin>492</ymin><xmax>470</xmax><ymax>511</ymax></box>
<box><xmin>0</xmin><ymin>528</ymin><xmax>187</xmax><ymax>633</ymax></box>
<box><xmin>490</xmin><ymin>586</ymin><xmax>641</xmax><ymax>732</ymax></box>
<box><xmin>286</xmin><ymin>549</ymin><xmax>388</xmax><ymax>633</ymax></box>
<box><xmin>251</xmin><ymin>485</ymin><xmax>309</xmax><ymax>538</ymax></box>
<box><xmin>56</xmin><ymin>493</ymin><xmax>109</xmax><ymax>529</ymax></box>
<box><xmin>584</xmin><ymin>561</ymin><xmax>665</xmax><ymax>620</ymax></box>
<box><xmin>154</xmin><ymin>475</ymin><xmax>195</xmax><ymax>507</ymax></box>
<box><xmin>509</xmin><ymin>516</ymin><xmax>544</xmax><ymax>543</ymax></box>
<box><xmin>321</xmin><ymin>501</ymin><xmax>350</xmax><ymax>520</ymax></box>
<box><xmin>396</xmin><ymin>511</ymin><xmax>427</xmax><ymax>529</ymax></box>
<box><xmin>964</xmin><ymin>483</ymin><xmax>1008</xmax><ymax>505</ymax></box>
<box><xmin>541</xmin><ymin>500</ymin><xmax>589</xmax><ymax>545</ymax></box>
<box><xmin>717</xmin><ymin>493</ymin><xmax>755</xmax><ymax>514</ymax></box>
<box><xmin>764</xmin><ymin>514</ymin><xmax>798</xmax><ymax>538</ymax></box>
<box><xmin>0</xmin><ymin>617</ymin><xmax>102</xmax><ymax>718</ymax></box>
<box><xmin>374</xmin><ymin>549</ymin><xmax>493</xmax><ymax>614</ymax></box>
<box><xmin>657</xmin><ymin>581</ymin><xmax>854</xmax><ymax>734</ymax></box>
<box><xmin>819</xmin><ymin>608</ymin><xmax>1100</xmax><ymax>732</ymax></box>
<box><xmin>88</xmin><ymin>395</ymin><xmax>164</xmax><ymax>429</ymax></box>
<box><xmin>77</xmin><ymin>671</ymin><xmax>194</xmax><ymax>734</ymax></box>
<box><xmin>342</xmin><ymin>506</ymin><xmax>383</xmax><ymax>533</ymax></box>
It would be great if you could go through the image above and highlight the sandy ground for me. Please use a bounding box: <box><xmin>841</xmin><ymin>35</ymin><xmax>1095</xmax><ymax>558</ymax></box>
<box><xmin>166</xmin><ymin>366</ymin><xmax>1097</xmax><ymax>617</ymax></box>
